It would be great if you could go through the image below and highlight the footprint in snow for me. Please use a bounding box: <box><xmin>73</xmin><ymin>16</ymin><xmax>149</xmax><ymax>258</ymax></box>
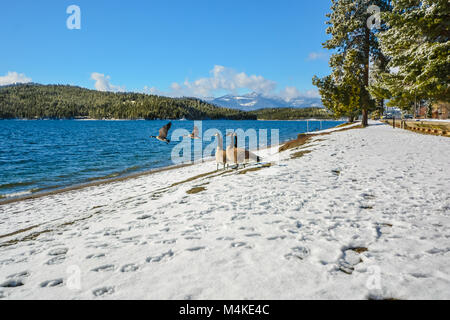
<box><xmin>267</xmin><ymin>235</ymin><xmax>287</xmax><ymax>241</ymax></box>
<box><xmin>93</xmin><ymin>286</ymin><xmax>115</xmax><ymax>297</ymax></box>
<box><xmin>120</xmin><ymin>236</ymin><xmax>141</xmax><ymax>244</ymax></box>
<box><xmin>146</xmin><ymin>250</ymin><xmax>174</xmax><ymax>263</ymax></box>
<box><xmin>264</xmin><ymin>220</ymin><xmax>283</xmax><ymax>225</ymax></box>
<box><xmin>48</xmin><ymin>248</ymin><xmax>68</xmax><ymax>256</ymax></box>
<box><xmin>120</xmin><ymin>264</ymin><xmax>139</xmax><ymax>272</ymax></box>
<box><xmin>40</xmin><ymin>279</ymin><xmax>63</xmax><ymax>288</ymax></box>
<box><xmin>7</xmin><ymin>271</ymin><xmax>30</xmax><ymax>279</ymax></box>
<box><xmin>137</xmin><ymin>214</ymin><xmax>152</xmax><ymax>220</ymax></box>
<box><xmin>86</xmin><ymin>253</ymin><xmax>106</xmax><ymax>260</ymax></box>
<box><xmin>375</xmin><ymin>223</ymin><xmax>393</xmax><ymax>239</ymax></box>
<box><xmin>186</xmin><ymin>247</ymin><xmax>206</xmax><ymax>252</ymax></box>
<box><xmin>427</xmin><ymin>248</ymin><xmax>449</xmax><ymax>255</ymax></box>
<box><xmin>91</xmin><ymin>264</ymin><xmax>115</xmax><ymax>272</ymax></box>
<box><xmin>88</xmin><ymin>243</ymin><xmax>109</xmax><ymax>249</ymax></box>
<box><xmin>0</xmin><ymin>279</ymin><xmax>24</xmax><ymax>288</ymax></box>
<box><xmin>245</xmin><ymin>233</ymin><xmax>261</xmax><ymax>238</ymax></box>
<box><xmin>231</xmin><ymin>242</ymin><xmax>246</xmax><ymax>248</ymax></box>
<box><xmin>184</xmin><ymin>236</ymin><xmax>202</xmax><ymax>240</ymax></box>
<box><xmin>0</xmin><ymin>259</ymin><xmax>14</xmax><ymax>266</ymax></box>
<box><xmin>285</xmin><ymin>246</ymin><xmax>311</xmax><ymax>261</ymax></box>
<box><xmin>216</xmin><ymin>237</ymin><xmax>235</xmax><ymax>241</ymax></box>
<box><xmin>410</xmin><ymin>273</ymin><xmax>430</xmax><ymax>279</ymax></box>
<box><xmin>331</xmin><ymin>169</ymin><xmax>341</xmax><ymax>176</ymax></box>
<box><xmin>46</xmin><ymin>255</ymin><xmax>66</xmax><ymax>265</ymax></box>
<box><xmin>361</xmin><ymin>193</ymin><xmax>376</xmax><ymax>200</ymax></box>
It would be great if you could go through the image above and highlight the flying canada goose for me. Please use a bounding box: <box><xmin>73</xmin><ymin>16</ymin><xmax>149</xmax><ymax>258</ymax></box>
<box><xmin>214</xmin><ymin>133</ymin><xmax>227</xmax><ymax>170</ymax></box>
<box><xmin>150</xmin><ymin>122</ymin><xmax>172</xmax><ymax>143</ymax></box>
<box><xmin>226</xmin><ymin>132</ymin><xmax>261</xmax><ymax>168</ymax></box>
<box><xmin>184</xmin><ymin>126</ymin><xmax>200</xmax><ymax>139</ymax></box>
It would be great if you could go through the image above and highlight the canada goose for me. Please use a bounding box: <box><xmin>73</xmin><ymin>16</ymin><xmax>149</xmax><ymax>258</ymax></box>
<box><xmin>184</xmin><ymin>126</ymin><xmax>200</xmax><ymax>139</ymax></box>
<box><xmin>150</xmin><ymin>122</ymin><xmax>172</xmax><ymax>143</ymax></box>
<box><xmin>214</xmin><ymin>133</ymin><xmax>227</xmax><ymax>170</ymax></box>
<box><xmin>226</xmin><ymin>132</ymin><xmax>261</xmax><ymax>168</ymax></box>
<box><xmin>225</xmin><ymin>133</ymin><xmax>235</xmax><ymax>168</ymax></box>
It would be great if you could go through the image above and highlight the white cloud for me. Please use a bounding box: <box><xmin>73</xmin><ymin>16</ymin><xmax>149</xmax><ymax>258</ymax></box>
<box><xmin>279</xmin><ymin>86</ymin><xmax>301</xmax><ymax>101</ymax></box>
<box><xmin>90</xmin><ymin>72</ymin><xmax>125</xmax><ymax>92</ymax></box>
<box><xmin>144</xmin><ymin>65</ymin><xmax>320</xmax><ymax>102</ymax></box>
<box><xmin>0</xmin><ymin>71</ymin><xmax>32</xmax><ymax>86</ymax></box>
<box><xmin>278</xmin><ymin>87</ymin><xmax>320</xmax><ymax>101</ymax></box>
<box><xmin>302</xmin><ymin>89</ymin><xmax>321</xmax><ymax>98</ymax></box>
<box><xmin>307</xmin><ymin>52</ymin><xmax>329</xmax><ymax>61</ymax></box>
<box><xmin>154</xmin><ymin>65</ymin><xmax>277</xmax><ymax>98</ymax></box>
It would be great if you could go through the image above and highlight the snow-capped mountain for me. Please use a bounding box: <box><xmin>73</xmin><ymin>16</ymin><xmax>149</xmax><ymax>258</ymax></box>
<box><xmin>207</xmin><ymin>92</ymin><xmax>323</xmax><ymax>111</ymax></box>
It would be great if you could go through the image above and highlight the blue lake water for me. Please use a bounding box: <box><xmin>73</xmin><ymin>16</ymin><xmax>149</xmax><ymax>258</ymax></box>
<box><xmin>0</xmin><ymin>119</ymin><xmax>343</xmax><ymax>198</ymax></box>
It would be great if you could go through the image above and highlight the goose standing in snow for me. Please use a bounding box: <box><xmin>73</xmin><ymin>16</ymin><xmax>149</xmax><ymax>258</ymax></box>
<box><xmin>226</xmin><ymin>132</ymin><xmax>261</xmax><ymax>168</ymax></box>
<box><xmin>214</xmin><ymin>133</ymin><xmax>227</xmax><ymax>170</ymax></box>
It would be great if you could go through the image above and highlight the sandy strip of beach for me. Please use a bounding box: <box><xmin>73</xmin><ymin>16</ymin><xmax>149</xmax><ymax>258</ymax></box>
<box><xmin>0</xmin><ymin>121</ymin><xmax>449</xmax><ymax>300</ymax></box>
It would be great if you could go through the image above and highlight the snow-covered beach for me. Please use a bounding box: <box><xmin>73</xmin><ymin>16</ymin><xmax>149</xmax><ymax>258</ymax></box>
<box><xmin>1</xmin><ymin>122</ymin><xmax>449</xmax><ymax>300</ymax></box>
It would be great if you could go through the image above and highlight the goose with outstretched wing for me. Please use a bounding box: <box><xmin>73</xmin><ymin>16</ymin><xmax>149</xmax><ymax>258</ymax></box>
<box><xmin>184</xmin><ymin>126</ymin><xmax>200</xmax><ymax>139</ymax></box>
<box><xmin>150</xmin><ymin>122</ymin><xmax>172</xmax><ymax>143</ymax></box>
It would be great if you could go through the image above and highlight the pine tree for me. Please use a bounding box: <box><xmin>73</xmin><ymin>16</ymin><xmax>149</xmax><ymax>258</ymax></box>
<box><xmin>313</xmin><ymin>50</ymin><xmax>362</xmax><ymax>122</ymax></box>
<box><xmin>369</xmin><ymin>52</ymin><xmax>390</xmax><ymax>114</ymax></box>
<box><xmin>314</xmin><ymin>0</ymin><xmax>392</xmax><ymax>126</ymax></box>
<box><xmin>378</xmin><ymin>0</ymin><xmax>449</xmax><ymax>111</ymax></box>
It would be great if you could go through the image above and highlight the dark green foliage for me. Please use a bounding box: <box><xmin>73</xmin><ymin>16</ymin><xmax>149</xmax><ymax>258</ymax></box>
<box><xmin>378</xmin><ymin>0</ymin><xmax>449</xmax><ymax>109</ymax></box>
<box><xmin>250</xmin><ymin>108</ymin><xmax>331</xmax><ymax>120</ymax></box>
<box><xmin>0</xmin><ymin>84</ymin><xmax>254</xmax><ymax>120</ymax></box>
<box><xmin>0</xmin><ymin>84</ymin><xmax>331</xmax><ymax>121</ymax></box>
<box><xmin>313</xmin><ymin>0</ymin><xmax>392</xmax><ymax>125</ymax></box>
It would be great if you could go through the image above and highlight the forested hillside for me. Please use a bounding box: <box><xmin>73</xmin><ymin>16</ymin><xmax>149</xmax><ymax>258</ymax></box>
<box><xmin>0</xmin><ymin>84</ymin><xmax>254</xmax><ymax>120</ymax></box>
<box><xmin>0</xmin><ymin>84</ymin><xmax>331</xmax><ymax>121</ymax></box>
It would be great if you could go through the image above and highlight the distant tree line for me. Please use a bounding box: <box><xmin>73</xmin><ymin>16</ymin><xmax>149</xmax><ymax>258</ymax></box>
<box><xmin>0</xmin><ymin>84</ymin><xmax>254</xmax><ymax>120</ymax></box>
<box><xmin>249</xmin><ymin>107</ymin><xmax>331</xmax><ymax>120</ymax></box>
<box><xmin>0</xmin><ymin>84</ymin><xmax>332</xmax><ymax>121</ymax></box>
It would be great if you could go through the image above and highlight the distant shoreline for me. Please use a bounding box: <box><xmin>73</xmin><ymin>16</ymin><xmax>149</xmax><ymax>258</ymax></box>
<box><xmin>0</xmin><ymin>118</ymin><xmax>338</xmax><ymax>121</ymax></box>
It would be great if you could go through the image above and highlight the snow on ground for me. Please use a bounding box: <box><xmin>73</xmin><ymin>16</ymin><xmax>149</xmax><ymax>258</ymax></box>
<box><xmin>409</xmin><ymin>119</ymin><xmax>450</xmax><ymax>123</ymax></box>
<box><xmin>0</xmin><ymin>122</ymin><xmax>449</xmax><ymax>300</ymax></box>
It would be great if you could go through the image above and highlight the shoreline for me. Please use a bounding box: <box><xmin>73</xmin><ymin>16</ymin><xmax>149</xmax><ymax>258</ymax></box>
<box><xmin>1</xmin><ymin>118</ymin><xmax>339</xmax><ymax>121</ymax></box>
<box><xmin>0</xmin><ymin>139</ymin><xmax>283</xmax><ymax>206</ymax></box>
<box><xmin>0</xmin><ymin>121</ymin><xmax>348</xmax><ymax>206</ymax></box>
<box><xmin>0</xmin><ymin>162</ymin><xmax>195</xmax><ymax>206</ymax></box>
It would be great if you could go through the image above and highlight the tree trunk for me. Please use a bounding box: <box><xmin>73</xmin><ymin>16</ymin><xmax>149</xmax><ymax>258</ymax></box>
<box><xmin>362</xmin><ymin>109</ymin><xmax>368</xmax><ymax>126</ymax></box>
<box><xmin>362</xmin><ymin>26</ymin><xmax>370</xmax><ymax>127</ymax></box>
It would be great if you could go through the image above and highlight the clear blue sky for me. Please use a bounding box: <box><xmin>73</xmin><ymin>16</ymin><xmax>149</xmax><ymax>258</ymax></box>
<box><xmin>0</xmin><ymin>0</ymin><xmax>333</xmax><ymax>99</ymax></box>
